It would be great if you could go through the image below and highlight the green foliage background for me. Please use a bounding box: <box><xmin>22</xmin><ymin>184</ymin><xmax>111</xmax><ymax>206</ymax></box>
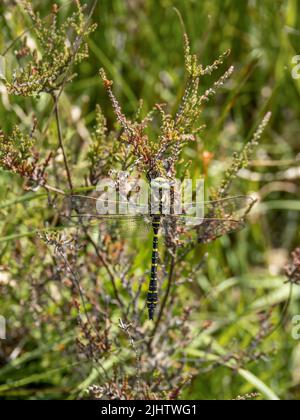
<box><xmin>0</xmin><ymin>0</ymin><xmax>300</xmax><ymax>400</ymax></box>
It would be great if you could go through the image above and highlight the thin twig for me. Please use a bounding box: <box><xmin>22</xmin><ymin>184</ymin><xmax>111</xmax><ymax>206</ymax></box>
<box><xmin>58</xmin><ymin>249</ymin><xmax>94</xmax><ymax>333</ymax></box>
<box><xmin>119</xmin><ymin>319</ymin><xmax>142</xmax><ymax>396</ymax></box>
<box><xmin>83</xmin><ymin>228</ymin><xmax>125</xmax><ymax>310</ymax></box>
<box><xmin>44</xmin><ymin>183</ymin><xmax>66</xmax><ymax>195</ymax></box>
<box><xmin>58</xmin><ymin>246</ymin><xmax>112</xmax><ymax>381</ymax></box>
<box><xmin>1</xmin><ymin>0</ymin><xmax>76</xmax><ymax>56</ymax></box>
<box><xmin>49</xmin><ymin>0</ymin><xmax>99</xmax><ymax>193</ymax></box>
<box><xmin>53</xmin><ymin>94</ymin><xmax>74</xmax><ymax>193</ymax></box>
<box><xmin>39</xmin><ymin>0</ymin><xmax>99</xmax><ymax>140</ymax></box>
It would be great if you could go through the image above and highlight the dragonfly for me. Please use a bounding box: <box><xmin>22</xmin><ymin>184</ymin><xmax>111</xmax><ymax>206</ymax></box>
<box><xmin>61</xmin><ymin>181</ymin><xmax>256</xmax><ymax>320</ymax></box>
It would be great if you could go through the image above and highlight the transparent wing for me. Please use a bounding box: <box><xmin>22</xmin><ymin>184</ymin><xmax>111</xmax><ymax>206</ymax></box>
<box><xmin>198</xmin><ymin>195</ymin><xmax>256</xmax><ymax>243</ymax></box>
<box><xmin>161</xmin><ymin>216</ymin><xmax>246</xmax><ymax>244</ymax></box>
<box><xmin>203</xmin><ymin>195</ymin><xmax>256</xmax><ymax>219</ymax></box>
<box><xmin>63</xmin><ymin>194</ymin><xmax>255</xmax><ymax>218</ymax></box>
<box><xmin>84</xmin><ymin>217</ymin><xmax>151</xmax><ymax>239</ymax></box>
<box><xmin>195</xmin><ymin>217</ymin><xmax>246</xmax><ymax>244</ymax></box>
<box><xmin>60</xmin><ymin>194</ymin><xmax>255</xmax><ymax>241</ymax></box>
<box><xmin>162</xmin><ymin>195</ymin><xmax>256</xmax><ymax>244</ymax></box>
<box><xmin>61</xmin><ymin>195</ymin><xmax>151</xmax><ymax>238</ymax></box>
<box><xmin>62</xmin><ymin>194</ymin><xmax>149</xmax><ymax>218</ymax></box>
<box><xmin>177</xmin><ymin>195</ymin><xmax>256</xmax><ymax>220</ymax></box>
<box><xmin>64</xmin><ymin>216</ymin><xmax>151</xmax><ymax>239</ymax></box>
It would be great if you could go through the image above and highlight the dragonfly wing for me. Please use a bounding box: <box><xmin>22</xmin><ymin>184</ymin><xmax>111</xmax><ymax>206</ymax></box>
<box><xmin>61</xmin><ymin>194</ymin><xmax>151</xmax><ymax>238</ymax></box>
<box><xmin>91</xmin><ymin>218</ymin><xmax>151</xmax><ymax>239</ymax></box>
<box><xmin>195</xmin><ymin>217</ymin><xmax>246</xmax><ymax>244</ymax></box>
<box><xmin>62</xmin><ymin>194</ymin><xmax>149</xmax><ymax>218</ymax></box>
<box><xmin>162</xmin><ymin>195</ymin><xmax>255</xmax><ymax>243</ymax></box>
<box><xmin>63</xmin><ymin>213</ymin><xmax>151</xmax><ymax>239</ymax></box>
<box><xmin>161</xmin><ymin>216</ymin><xmax>246</xmax><ymax>244</ymax></box>
<box><xmin>202</xmin><ymin>195</ymin><xmax>256</xmax><ymax>219</ymax></box>
<box><xmin>180</xmin><ymin>195</ymin><xmax>256</xmax><ymax>220</ymax></box>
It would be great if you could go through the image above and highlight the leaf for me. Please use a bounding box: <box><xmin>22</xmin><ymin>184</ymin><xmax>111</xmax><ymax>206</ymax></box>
<box><xmin>185</xmin><ymin>347</ymin><xmax>280</xmax><ymax>400</ymax></box>
<box><xmin>258</xmin><ymin>200</ymin><xmax>300</xmax><ymax>213</ymax></box>
<box><xmin>251</xmin><ymin>284</ymin><xmax>300</xmax><ymax>310</ymax></box>
<box><xmin>238</xmin><ymin>369</ymin><xmax>280</xmax><ymax>401</ymax></box>
<box><xmin>0</xmin><ymin>335</ymin><xmax>74</xmax><ymax>379</ymax></box>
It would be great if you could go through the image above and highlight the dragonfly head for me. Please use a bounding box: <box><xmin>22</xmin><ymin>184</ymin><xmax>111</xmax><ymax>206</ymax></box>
<box><xmin>146</xmin><ymin>169</ymin><xmax>158</xmax><ymax>183</ymax></box>
<box><xmin>151</xmin><ymin>177</ymin><xmax>173</xmax><ymax>190</ymax></box>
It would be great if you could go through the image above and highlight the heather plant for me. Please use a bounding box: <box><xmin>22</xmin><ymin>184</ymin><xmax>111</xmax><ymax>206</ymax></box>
<box><xmin>0</xmin><ymin>0</ymin><xmax>298</xmax><ymax>402</ymax></box>
<box><xmin>285</xmin><ymin>248</ymin><xmax>300</xmax><ymax>286</ymax></box>
<box><xmin>98</xmin><ymin>35</ymin><xmax>236</xmax><ymax>182</ymax></box>
<box><xmin>4</xmin><ymin>0</ymin><xmax>97</xmax><ymax>98</ymax></box>
<box><xmin>0</xmin><ymin>123</ymin><xmax>52</xmax><ymax>190</ymax></box>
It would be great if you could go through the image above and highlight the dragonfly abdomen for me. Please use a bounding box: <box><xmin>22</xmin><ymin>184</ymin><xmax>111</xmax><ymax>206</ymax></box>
<box><xmin>147</xmin><ymin>216</ymin><xmax>161</xmax><ymax>320</ymax></box>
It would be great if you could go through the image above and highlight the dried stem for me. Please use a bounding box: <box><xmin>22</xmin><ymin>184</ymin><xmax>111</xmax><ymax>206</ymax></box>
<box><xmin>41</xmin><ymin>0</ymin><xmax>99</xmax><ymax>140</ymax></box>
<box><xmin>52</xmin><ymin>94</ymin><xmax>74</xmax><ymax>193</ymax></box>
<box><xmin>83</xmin><ymin>228</ymin><xmax>125</xmax><ymax>310</ymax></box>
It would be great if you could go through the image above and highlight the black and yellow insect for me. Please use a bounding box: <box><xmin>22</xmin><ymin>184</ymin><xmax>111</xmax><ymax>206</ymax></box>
<box><xmin>63</xmin><ymin>181</ymin><xmax>255</xmax><ymax>320</ymax></box>
<box><xmin>147</xmin><ymin>214</ymin><xmax>161</xmax><ymax>320</ymax></box>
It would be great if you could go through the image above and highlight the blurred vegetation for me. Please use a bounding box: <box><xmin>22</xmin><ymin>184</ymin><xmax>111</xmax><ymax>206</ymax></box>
<box><xmin>0</xmin><ymin>0</ymin><xmax>299</xmax><ymax>400</ymax></box>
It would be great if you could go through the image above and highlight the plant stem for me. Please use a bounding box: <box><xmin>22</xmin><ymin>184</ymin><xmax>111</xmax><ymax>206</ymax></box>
<box><xmin>44</xmin><ymin>184</ymin><xmax>66</xmax><ymax>195</ymax></box>
<box><xmin>84</xmin><ymin>229</ymin><xmax>125</xmax><ymax>310</ymax></box>
<box><xmin>41</xmin><ymin>0</ymin><xmax>99</xmax><ymax>142</ymax></box>
<box><xmin>53</xmin><ymin>94</ymin><xmax>74</xmax><ymax>194</ymax></box>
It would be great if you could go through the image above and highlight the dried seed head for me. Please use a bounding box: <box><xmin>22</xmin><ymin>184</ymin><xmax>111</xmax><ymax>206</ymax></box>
<box><xmin>52</xmin><ymin>3</ymin><xmax>59</xmax><ymax>14</ymax></box>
